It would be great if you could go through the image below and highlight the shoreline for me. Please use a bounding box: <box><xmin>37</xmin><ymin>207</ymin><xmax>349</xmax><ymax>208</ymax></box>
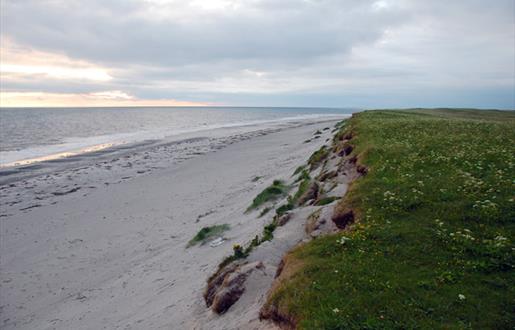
<box><xmin>0</xmin><ymin>117</ymin><xmax>348</xmax><ymax>216</ymax></box>
<box><xmin>0</xmin><ymin>111</ymin><xmax>351</xmax><ymax>169</ymax></box>
<box><xmin>0</xmin><ymin>118</ymin><xmax>341</xmax><ymax>329</ymax></box>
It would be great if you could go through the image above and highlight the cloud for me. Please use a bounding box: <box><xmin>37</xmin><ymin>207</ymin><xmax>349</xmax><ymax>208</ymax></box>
<box><xmin>0</xmin><ymin>39</ymin><xmax>112</xmax><ymax>82</ymax></box>
<box><xmin>1</xmin><ymin>0</ymin><xmax>405</xmax><ymax>66</ymax></box>
<box><xmin>0</xmin><ymin>0</ymin><xmax>513</xmax><ymax>108</ymax></box>
<box><xmin>0</xmin><ymin>91</ymin><xmax>208</xmax><ymax>107</ymax></box>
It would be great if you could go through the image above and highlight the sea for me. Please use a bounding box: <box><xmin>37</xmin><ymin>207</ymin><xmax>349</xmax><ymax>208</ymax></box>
<box><xmin>0</xmin><ymin>106</ymin><xmax>355</xmax><ymax>168</ymax></box>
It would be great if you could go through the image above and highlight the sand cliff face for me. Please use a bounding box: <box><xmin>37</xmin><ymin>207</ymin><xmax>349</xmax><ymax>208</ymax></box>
<box><xmin>199</xmin><ymin>118</ymin><xmax>366</xmax><ymax>329</ymax></box>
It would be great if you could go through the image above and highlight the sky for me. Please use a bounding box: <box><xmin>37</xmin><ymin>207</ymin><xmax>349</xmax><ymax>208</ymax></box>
<box><xmin>0</xmin><ymin>0</ymin><xmax>514</xmax><ymax>109</ymax></box>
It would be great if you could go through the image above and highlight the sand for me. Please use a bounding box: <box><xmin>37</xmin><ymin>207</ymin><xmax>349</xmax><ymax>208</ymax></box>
<box><xmin>0</xmin><ymin>118</ymin><xmax>345</xmax><ymax>329</ymax></box>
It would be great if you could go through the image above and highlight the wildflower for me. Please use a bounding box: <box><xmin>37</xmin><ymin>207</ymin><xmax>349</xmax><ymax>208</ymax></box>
<box><xmin>332</xmin><ymin>308</ymin><xmax>340</xmax><ymax>313</ymax></box>
<box><xmin>458</xmin><ymin>294</ymin><xmax>466</xmax><ymax>300</ymax></box>
<box><xmin>337</xmin><ymin>236</ymin><xmax>351</xmax><ymax>245</ymax></box>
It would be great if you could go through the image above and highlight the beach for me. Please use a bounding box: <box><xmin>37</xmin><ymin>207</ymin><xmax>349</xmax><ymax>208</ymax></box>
<box><xmin>0</xmin><ymin>117</ymin><xmax>342</xmax><ymax>329</ymax></box>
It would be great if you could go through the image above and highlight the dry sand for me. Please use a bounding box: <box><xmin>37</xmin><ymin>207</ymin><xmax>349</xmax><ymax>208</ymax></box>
<box><xmin>0</xmin><ymin>118</ymin><xmax>344</xmax><ymax>329</ymax></box>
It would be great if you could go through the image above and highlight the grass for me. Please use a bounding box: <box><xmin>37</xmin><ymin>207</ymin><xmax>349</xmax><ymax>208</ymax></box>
<box><xmin>334</xmin><ymin>119</ymin><xmax>347</xmax><ymax>128</ymax></box>
<box><xmin>292</xmin><ymin>177</ymin><xmax>311</xmax><ymax>205</ymax></box>
<box><xmin>219</xmin><ymin>218</ymin><xmax>281</xmax><ymax>269</ymax></box>
<box><xmin>218</xmin><ymin>243</ymin><xmax>248</xmax><ymax>269</ymax></box>
<box><xmin>264</xmin><ymin>109</ymin><xmax>515</xmax><ymax>329</ymax></box>
<box><xmin>308</xmin><ymin>145</ymin><xmax>329</xmax><ymax>170</ymax></box>
<box><xmin>315</xmin><ymin>196</ymin><xmax>340</xmax><ymax>206</ymax></box>
<box><xmin>293</xmin><ymin>165</ymin><xmax>306</xmax><ymax>176</ymax></box>
<box><xmin>187</xmin><ymin>224</ymin><xmax>230</xmax><ymax>247</ymax></box>
<box><xmin>258</xmin><ymin>207</ymin><xmax>272</xmax><ymax>217</ymax></box>
<box><xmin>294</xmin><ymin>168</ymin><xmax>310</xmax><ymax>183</ymax></box>
<box><xmin>246</xmin><ymin>180</ymin><xmax>288</xmax><ymax>212</ymax></box>
<box><xmin>262</xmin><ymin>222</ymin><xmax>278</xmax><ymax>242</ymax></box>
<box><xmin>276</xmin><ymin>203</ymin><xmax>294</xmax><ymax>216</ymax></box>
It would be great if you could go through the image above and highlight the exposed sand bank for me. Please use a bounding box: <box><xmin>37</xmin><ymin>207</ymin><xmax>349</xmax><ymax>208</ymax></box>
<box><xmin>0</xmin><ymin>118</ymin><xmax>344</xmax><ymax>329</ymax></box>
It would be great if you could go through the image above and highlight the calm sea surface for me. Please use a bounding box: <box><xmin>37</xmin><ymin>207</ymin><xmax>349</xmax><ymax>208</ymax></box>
<box><xmin>0</xmin><ymin>107</ymin><xmax>355</xmax><ymax>166</ymax></box>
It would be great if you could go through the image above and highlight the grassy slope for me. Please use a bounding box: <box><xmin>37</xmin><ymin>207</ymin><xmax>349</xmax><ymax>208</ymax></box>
<box><xmin>265</xmin><ymin>109</ymin><xmax>515</xmax><ymax>329</ymax></box>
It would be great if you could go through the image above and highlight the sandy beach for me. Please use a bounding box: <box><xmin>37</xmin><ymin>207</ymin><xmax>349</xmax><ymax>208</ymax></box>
<box><xmin>0</xmin><ymin>118</ymin><xmax>343</xmax><ymax>329</ymax></box>
<box><xmin>2</xmin><ymin>0</ymin><xmax>512</xmax><ymax>327</ymax></box>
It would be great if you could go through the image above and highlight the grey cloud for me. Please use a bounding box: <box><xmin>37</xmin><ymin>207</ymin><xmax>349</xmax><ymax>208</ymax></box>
<box><xmin>0</xmin><ymin>0</ymin><xmax>513</xmax><ymax>108</ymax></box>
<box><xmin>0</xmin><ymin>0</ymin><xmax>407</xmax><ymax>66</ymax></box>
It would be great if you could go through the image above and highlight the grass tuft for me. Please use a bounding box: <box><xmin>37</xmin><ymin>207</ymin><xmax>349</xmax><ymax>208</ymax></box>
<box><xmin>315</xmin><ymin>196</ymin><xmax>340</xmax><ymax>206</ymax></box>
<box><xmin>292</xmin><ymin>177</ymin><xmax>311</xmax><ymax>205</ymax></box>
<box><xmin>258</xmin><ymin>207</ymin><xmax>272</xmax><ymax>218</ymax></box>
<box><xmin>308</xmin><ymin>146</ymin><xmax>329</xmax><ymax>170</ymax></box>
<box><xmin>293</xmin><ymin>165</ymin><xmax>306</xmax><ymax>176</ymax></box>
<box><xmin>187</xmin><ymin>224</ymin><xmax>230</xmax><ymax>247</ymax></box>
<box><xmin>246</xmin><ymin>180</ymin><xmax>288</xmax><ymax>212</ymax></box>
<box><xmin>294</xmin><ymin>168</ymin><xmax>310</xmax><ymax>183</ymax></box>
<box><xmin>262</xmin><ymin>222</ymin><xmax>278</xmax><ymax>242</ymax></box>
<box><xmin>276</xmin><ymin>203</ymin><xmax>294</xmax><ymax>216</ymax></box>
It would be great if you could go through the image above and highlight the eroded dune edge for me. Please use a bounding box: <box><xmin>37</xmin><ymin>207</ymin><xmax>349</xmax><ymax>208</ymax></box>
<box><xmin>197</xmin><ymin>117</ymin><xmax>364</xmax><ymax>329</ymax></box>
<box><xmin>199</xmin><ymin>109</ymin><xmax>514</xmax><ymax>329</ymax></box>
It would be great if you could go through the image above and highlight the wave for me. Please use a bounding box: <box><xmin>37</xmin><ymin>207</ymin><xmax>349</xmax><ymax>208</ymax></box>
<box><xmin>0</xmin><ymin>113</ymin><xmax>349</xmax><ymax>168</ymax></box>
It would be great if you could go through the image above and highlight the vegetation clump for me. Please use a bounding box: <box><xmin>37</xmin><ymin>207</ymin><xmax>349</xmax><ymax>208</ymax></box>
<box><xmin>294</xmin><ymin>168</ymin><xmax>310</xmax><ymax>183</ymax></box>
<box><xmin>247</xmin><ymin>180</ymin><xmax>288</xmax><ymax>211</ymax></box>
<box><xmin>187</xmin><ymin>224</ymin><xmax>230</xmax><ymax>247</ymax></box>
<box><xmin>292</xmin><ymin>177</ymin><xmax>311</xmax><ymax>205</ymax></box>
<box><xmin>251</xmin><ymin>176</ymin><xmax>262</xmax><ymax>182</ymax></box>
<box><xmin>307</xmin><ymin>145</ymin><xmax>329</xmax><ymax>170</ymax></box>
<box><xmin>258</xmin><ymin>207</ymin><xmax>272</xmax><ymax>217</ymax></box>
<box><xmin>262</xmin><ymin>222</ymin><xmax>277</xmax><ymax>242</ymax></box>
<box><xmin>292</xmin><ymin>165</ymin><xmax>305</xmax><ymax>176</ymax></box>
<box><xmin>334</xmin><ymin>119</ymin><xmax>347</xmax><ymax>129</ymax></box>
<box><xmin>315</xmin><ymin>196</ymin><xmax>340</xmax><ymax>206</ymax></box>
<box><xmin>218</xmin><ymin>244</ymin><xmax>248</xmax><ymax>269</ymax></box>
<box><xmin>276</xmin><ymin>203</ymin><xmax>294</xmax><ymax>217</ymax></box>
<box><xmin>263</xmin><ymin>109</ymin><xmax>515</xmax><ymax>329</ymax></box>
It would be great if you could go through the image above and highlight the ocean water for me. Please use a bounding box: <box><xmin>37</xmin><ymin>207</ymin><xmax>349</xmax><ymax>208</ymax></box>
<box><xmin>0</xmin><ymin>107</ymin><xmax>355</xmax><ymax>167</ymax></box>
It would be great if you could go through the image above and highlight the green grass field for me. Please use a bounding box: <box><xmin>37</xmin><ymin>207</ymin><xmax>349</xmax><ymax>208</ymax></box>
<box><xmin>264</xmin><ymin>109</ymin><xmax>515</xmax><ymax>329</ymax></box>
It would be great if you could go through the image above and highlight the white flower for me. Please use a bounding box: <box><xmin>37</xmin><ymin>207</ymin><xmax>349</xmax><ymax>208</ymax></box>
<box><xmin>338</xmin><ymin>236</ymin><xmax>351</xmax><ymax>245</ymax></box>
<box><xmin>332</xmin><ymin>308</ymin><xmax>340</xmax><ymax>313</ymax></box>
<box><xmin>458</xmin><ymin>294</ymin><xmax>466</xmax><ymax>300</ymax></box>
